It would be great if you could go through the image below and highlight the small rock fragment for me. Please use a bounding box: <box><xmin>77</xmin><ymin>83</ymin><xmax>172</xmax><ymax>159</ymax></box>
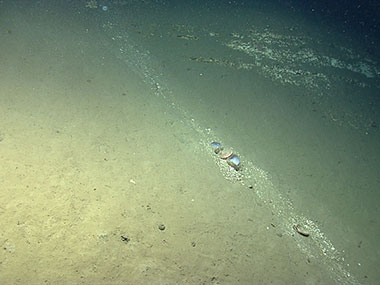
<box><xmin>158</xmin><ymin>224</ymin><xmax>166</xmax><ymax>231</ymax></box>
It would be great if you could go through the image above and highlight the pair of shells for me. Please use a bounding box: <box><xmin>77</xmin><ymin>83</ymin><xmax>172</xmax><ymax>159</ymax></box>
<box><xmin>211</xmin><ymin>142</ymin><xmax>240</xmax><ymax>170</ymax></box>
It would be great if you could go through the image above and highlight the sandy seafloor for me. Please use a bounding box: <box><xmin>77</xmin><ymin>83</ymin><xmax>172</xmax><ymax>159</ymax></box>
<box><xmin>0</xmin><ymin>0</ymin><xmax>379</xmax><ymax>284</ymax></box>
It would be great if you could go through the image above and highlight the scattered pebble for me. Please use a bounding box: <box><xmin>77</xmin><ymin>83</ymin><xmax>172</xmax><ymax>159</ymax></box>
<box><xmin>120</xmin><ymin>235</ymin><xmax>130</xmax><ymax>243</ymax></box>
<box><xmin>158</xmin><ymin>224</ymin><xmax>166</xmax><ymax>231</ymax></box>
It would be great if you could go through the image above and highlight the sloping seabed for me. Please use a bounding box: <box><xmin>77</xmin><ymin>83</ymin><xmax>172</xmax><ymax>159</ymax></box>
<box><xmin>0</xmin><ymin>0</ymin><xmax>379</xmax><ymax>284</ymax></box>
<box><xmin>93</xmin><ymin>0</ymin><xmax>378</xmax><ymax>283</ymax></box>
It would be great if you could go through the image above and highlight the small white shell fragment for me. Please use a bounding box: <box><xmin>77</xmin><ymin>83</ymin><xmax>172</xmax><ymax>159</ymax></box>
<box><xmin>129</xmin><ymin>179</ymin><xmax>136</xmax><ymax>184</ymax></box>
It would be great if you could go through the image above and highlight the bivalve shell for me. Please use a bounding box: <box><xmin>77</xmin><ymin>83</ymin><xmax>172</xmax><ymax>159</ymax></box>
<box><xmin>227</xmin><ymin>154</ymin><xmax>240</xmax><ymax>170</ymax></box>
<box><xmin>210</xmin><ymin>141</ymin><xmax>223</xmax><ymax>154</ymax></box>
